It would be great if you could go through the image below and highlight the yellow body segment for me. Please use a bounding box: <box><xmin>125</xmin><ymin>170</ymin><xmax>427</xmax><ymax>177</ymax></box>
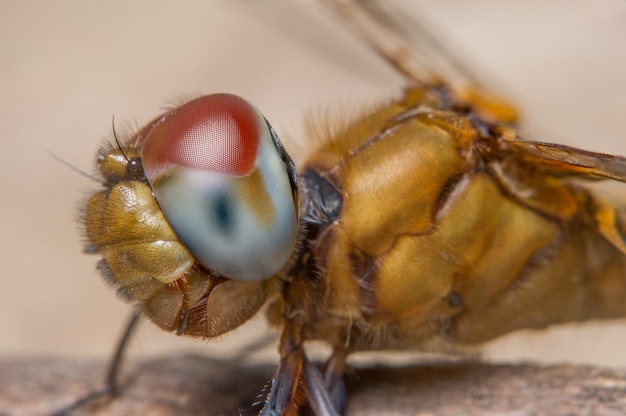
<box><xmin>286</xmin><ymin>88</ymin><xmax>626</xmax><ymax>353</ymax></box>
<box><xmin>86</xmin><ymin>180</ymin><xmax>195</xmax><ymax>284</ymax></box>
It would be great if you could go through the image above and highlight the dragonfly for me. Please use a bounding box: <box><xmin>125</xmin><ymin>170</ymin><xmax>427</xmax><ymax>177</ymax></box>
<box><xmin>62</xmin><ymin>1</ymin><xmax>626</xmax><ymax>415</ymax></box>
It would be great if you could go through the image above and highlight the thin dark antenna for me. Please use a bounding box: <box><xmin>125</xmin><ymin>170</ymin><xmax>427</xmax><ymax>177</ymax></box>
<box><xmin>45</xmin><ymin>149</ymin><xmax>103</xmax><ymax>184</ymax></box>
<box><xmin>112</xmin><ymin>115</ymin><xmax>131</xmax><ymax>163</ymax></box>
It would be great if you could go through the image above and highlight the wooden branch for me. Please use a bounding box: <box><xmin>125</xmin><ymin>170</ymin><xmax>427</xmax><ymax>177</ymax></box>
<box><xmin>2</xmin><ymin>355</ymin><xmax>626</xmax><ymax>415</ymax></box>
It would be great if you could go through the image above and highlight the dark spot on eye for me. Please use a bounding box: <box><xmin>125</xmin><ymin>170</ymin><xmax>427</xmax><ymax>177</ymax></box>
<box><xmin>213</xmin><ymin>193</ymin><xmax>233</xmax><ymax>234</ymax></box>
<box><xmin>448</xmin><ymin>291</ymin><xmax>463</xmax><ymax>308</ymax></box>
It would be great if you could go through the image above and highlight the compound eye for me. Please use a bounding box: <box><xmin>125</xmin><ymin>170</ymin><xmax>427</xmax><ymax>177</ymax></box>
<box><xmin>141</xmin><ymin>94</ymin><xmax>299</xmax><ymax>281</ymax></box>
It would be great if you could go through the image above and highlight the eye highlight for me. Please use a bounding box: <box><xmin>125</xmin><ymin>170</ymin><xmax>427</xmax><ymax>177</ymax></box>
<box><xmin>141</xmin><ymin>94</ymin><xmax>299</xmax><ymax>282</ymax></box>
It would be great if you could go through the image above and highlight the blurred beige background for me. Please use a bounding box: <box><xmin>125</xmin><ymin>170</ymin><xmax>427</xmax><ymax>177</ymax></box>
<box><xmin>2</xmin><ymin>0</ymin><xmax>626</xmax><ymax>368</ymax></box>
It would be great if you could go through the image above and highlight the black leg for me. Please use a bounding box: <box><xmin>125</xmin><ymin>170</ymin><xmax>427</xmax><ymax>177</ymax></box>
<box><xmin>52</xmin><ymin>312</ymin><xmax>141</xmax><ymax>416</ymax></box>
<box><xmin>304</xmin><ymin>359</ymin><xmax>341</xmax><ymax>416</ymax></box>
<box><xmin>323</xmin><ymin>348</ymin><xmax>348</xmax><ymax>414</ymax></box>
<box><xmin>259</xmin><ymin>347</ymin><xmax>304</xmax><ymax>416</ymax></box>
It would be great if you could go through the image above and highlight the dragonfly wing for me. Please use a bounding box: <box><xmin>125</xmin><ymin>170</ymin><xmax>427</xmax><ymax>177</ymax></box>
<box><xmin>507</xmin><ymin>139</ymin><xmax>626</xmax><ymax>182</ymax></box>
<box><xmin>322</xmin><ymin>0</ymin><xmax>518</xmax><ymax>123</ymax></box>
<box><xmin>486</xmin><ymin>136</ymin><xmax>626</xmax><ymax>255</ymax></box>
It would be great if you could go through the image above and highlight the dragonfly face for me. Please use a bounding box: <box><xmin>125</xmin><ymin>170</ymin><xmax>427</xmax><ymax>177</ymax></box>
<box><xmin>85</xmin><ymin>94</ymin><xmax>300</xmax><ymax>337</ymax></box>
<box><xmin>80</xmin><ymin>1</ymin><xmax>626</xmax><ymax>414</ymax></box>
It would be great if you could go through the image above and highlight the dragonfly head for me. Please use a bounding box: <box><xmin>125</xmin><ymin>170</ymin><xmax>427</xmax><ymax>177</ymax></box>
<box><xmin>140</xmin><ymin>93</ymin><xmax>299</xmax><ymax>282</ymax></box>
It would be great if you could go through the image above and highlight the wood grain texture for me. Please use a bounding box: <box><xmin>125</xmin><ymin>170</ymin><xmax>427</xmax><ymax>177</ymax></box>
<box><xmin>2</xmin><ymin>355</ymin><xmax>626</xmax><ymax>416</ymax></box>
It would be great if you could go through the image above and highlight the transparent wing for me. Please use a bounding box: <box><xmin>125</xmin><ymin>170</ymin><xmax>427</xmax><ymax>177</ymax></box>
<box><xmin>488</xmin><ymin>135</ymin><xmax>626</xmax><ymax>256</ymax></box>
<box><xmin>322</xmin><ymin>0</ymin><xmax>518</xmax><ymax>123</ymax></box>
<box><xmin>324</xmin><ymin>0</ymin><xmax>626</xmax><ymax>184</ymax></box>
<box><xmin>322</xmin><ymin>0</ymin><xmax>482</xmax><ymax>87</ymax></box>
<box><xmin>507</xmin><ymin>138</ymin><xmax>626</xmax><ymax>182</ymax></box>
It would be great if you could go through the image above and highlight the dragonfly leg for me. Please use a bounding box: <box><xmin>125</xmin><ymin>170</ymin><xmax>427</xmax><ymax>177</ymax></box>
<box><xmin>323</xmin><ymin>347</ymin><xmax>349</xmax><ymax>414</ymax></box>
<box><xmin>52</xmin><ymin>311</ymin><xmax>141</xmax><ymax>416</ymax></box>
<box><xmin>260</xmin><ymin>320</ymin><xmax>344</xmax><ymax>416</ymax></box>
<box><xmin>304</xmin><ymin>358</ymin><xmax>341</xmax><ymax>416</ymax></box>
<box><xmin>260</xmin><ymin>325</ymin><xmax>306</xmax><ymax>416</ymax></box>
<box><xmin>260</xmin><ymin>348</ymin><xmax>341</xmax><ymax>416</ymax></box>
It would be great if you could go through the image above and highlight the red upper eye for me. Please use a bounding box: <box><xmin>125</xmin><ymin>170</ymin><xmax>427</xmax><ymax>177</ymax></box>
<box><xmin>136</xmin><ymin>93</ymin><xmax>299</xmax><ymax>281</ymax></box>
<box><xmin>141</xmin><ymin>93</ymin><xmax>261</xmax><ymax>179</ymax></box>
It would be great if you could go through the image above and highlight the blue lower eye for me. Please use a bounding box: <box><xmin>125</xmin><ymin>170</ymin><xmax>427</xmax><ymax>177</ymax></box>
<box><xmin>213</xmin><ymin>193</ymin><xmax>233</xmax><ymax>235</ymax></box>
